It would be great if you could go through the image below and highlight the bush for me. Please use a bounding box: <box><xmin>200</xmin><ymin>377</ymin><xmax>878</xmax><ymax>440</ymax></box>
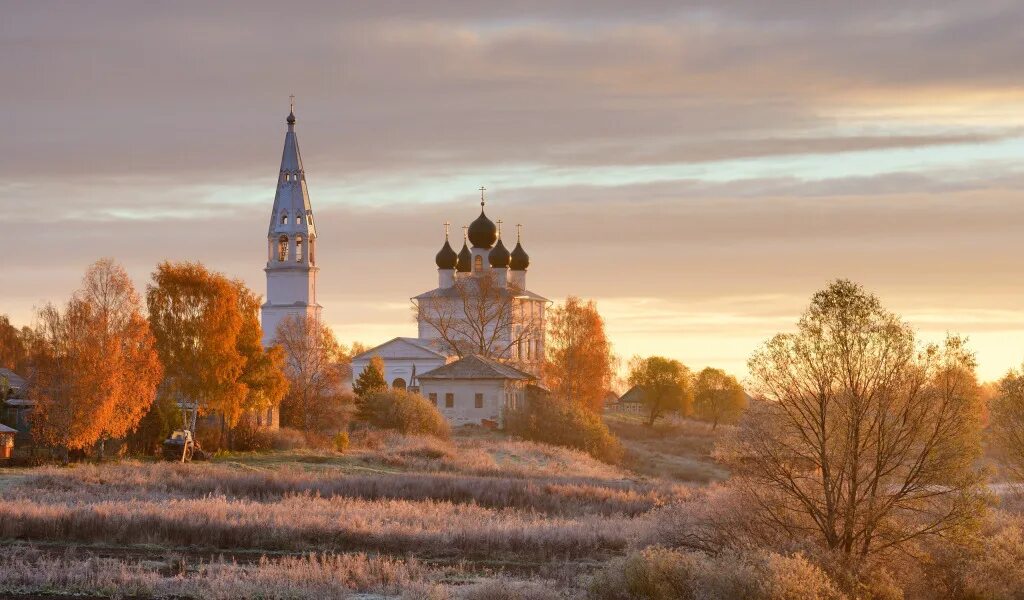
<box><xmin>358</xmin><ymin>390</ymin><xmax>450</xmax><ymax>439</ymax></box>
<box><xmin>334</xmin><ymin>431</ymin><xmax>350</xmax><ymax>454</ymax></box>
<box><xmin>506</xmin><ymin>394</ymin><xmax>623</xmax><ymax>464</ymax></box>
<box><xmin>588</xmin><ymin>547</ymin><xmax>845</xmax><ymax>600</ymax></box>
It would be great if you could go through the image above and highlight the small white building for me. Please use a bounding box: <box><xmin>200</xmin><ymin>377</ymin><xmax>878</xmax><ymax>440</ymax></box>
<box><xmin>416</xmin><ymin>354</ymin><xmax>537</xmax><ymax>428</ymax></box>
<box><xmin>350</xmin><ymin>337</ymin><xmax>449</xmax><ymax>390</ymax></box>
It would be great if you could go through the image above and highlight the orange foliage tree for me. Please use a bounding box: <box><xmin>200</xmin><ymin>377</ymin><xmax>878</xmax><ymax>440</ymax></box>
<box><xmin>0</xmin><ymin>314</ymin><xmax>27</xmax><ymax>372</ymax></box>
<box><xmin>543</xmin><ymin>296</ymin><xmax>616</xmax><ymax>412</ymax></box>
<box><xmin>147</xmin><ymin>262</ymin><xmax>285</xmax><ymax>435</ymax></box>
<box><xmin>28</xmin><ymin>259</ymin><xmax>163</xmax><ymax>457</ymax></box>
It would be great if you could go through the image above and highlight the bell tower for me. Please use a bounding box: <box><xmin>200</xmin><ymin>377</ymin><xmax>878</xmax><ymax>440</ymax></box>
<box><xmin>261</xmin><ymin>99</ymin><xmax>322</xmax><ymax>347</ymax></box>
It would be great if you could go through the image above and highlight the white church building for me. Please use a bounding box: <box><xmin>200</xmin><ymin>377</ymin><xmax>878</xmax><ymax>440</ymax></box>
<box><xmin>258</xmin><ymin>104</ymin><xmax>548</xmax><ymax>429</ymax></box>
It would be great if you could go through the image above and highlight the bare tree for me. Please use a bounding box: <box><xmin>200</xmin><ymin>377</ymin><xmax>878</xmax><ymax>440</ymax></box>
<box><xmin>723</xmin><ymin>280</ymin><xmax>985</xmax><ymax>560</ymax></box>
<box><xmin>990</xmin><ymin>364</ymin><xmax>1024</xmax><ymax>481</ymax></box>
<box><xmin>273</xmin><ymin>314</ymin><xmax>343</xmax><ymax>432</ymax></box>
<box><xmin>414</xmin><ymin>274</ymin><xmax>544</xmax><ymax>365</ymax></box>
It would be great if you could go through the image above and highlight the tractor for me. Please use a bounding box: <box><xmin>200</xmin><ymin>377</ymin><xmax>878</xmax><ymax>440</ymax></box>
<box><xmin>161</xmin><ymin>400</ymin><xmax>208</xmax><ymax>462</ymax></box>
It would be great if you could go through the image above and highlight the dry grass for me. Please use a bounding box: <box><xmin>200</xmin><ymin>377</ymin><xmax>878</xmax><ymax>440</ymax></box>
<box><xmin>18</xmin><ymin>460</ymin><xmax>684</xmax><ymax>517</ymax></box>
<box><xmin>604</xmin><ymin>414</ymin><xmax>730</xmax><ymax>483</ymax></box>
<box><xmin>0</xmin><ymin>545</ymin><xmax>443</xmax><ymax>599</ymax></box>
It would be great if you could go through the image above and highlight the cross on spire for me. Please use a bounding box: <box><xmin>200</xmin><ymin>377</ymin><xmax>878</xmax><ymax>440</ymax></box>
<box><xmin>462</xmin><ymin>225</ymin><xmax>468</xmax><ymax>240</ymax></box>
<box><xmin>516</xmin><ymin>223</ymin><xmax>522</xmax><ymax>242</ymax></box>
<box><xmin>289</xmin><ymin>94</ymin><xmax>295</xmax><ymax>112</ymax></box>
<box><xmin>497</xmin><ymin>219</ymin><xmax>503</xmax><ymax>237</ymax></box>
<box><xmin>443</xmin><ymin>221</ymin><xmax>450</xmax><ymax>239</ymax></box>
<box><xmin>479</xmin><ymin>186</ymin><xmax>486</xmax><ymax>207</ymax></box>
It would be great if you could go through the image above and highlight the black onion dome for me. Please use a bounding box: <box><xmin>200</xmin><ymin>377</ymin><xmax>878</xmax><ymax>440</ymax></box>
<box><xmin>510</xmin><ymin>241</ymin><xmax>530</xmax><ymax>270</ymax></box>
<box><xmin>489</xmin><ymin>238</ymin><xmax>511</xmax><ymax>268</ymax></box>
<box><xmin>456</xmin><ymin>241</ymin><xmax>472</xmax><ymax>272</ymax></box>
<box><xmin>468</xmin><ymin>210</ymin><xmax>498</xmax><ymax>248</ymax></box>
<box><xmin>286</xmin><ymin>110</ymin><xmax>296</xmax><ymax>125</ymax></box>
<box><xmin>435</xmin><ymin>239</ymin><xmax>458</xmax><ymax>269</ymax></box>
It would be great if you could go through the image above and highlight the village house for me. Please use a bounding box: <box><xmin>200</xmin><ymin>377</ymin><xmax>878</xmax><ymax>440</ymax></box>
<box><xmin>415</xmin><ymin>354</ymin><xmax>537</xmax><ymax>428</ymax></box>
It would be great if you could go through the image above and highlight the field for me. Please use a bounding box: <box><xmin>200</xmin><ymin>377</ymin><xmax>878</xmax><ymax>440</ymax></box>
<box><xmin>0</xmin><ymin>425</ymin><xmax>724</xmax><ymax>599</ymax></box>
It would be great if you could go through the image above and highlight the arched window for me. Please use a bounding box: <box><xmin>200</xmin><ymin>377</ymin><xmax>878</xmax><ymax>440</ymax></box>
<box><xmin>309</xmin><ymin>239</ymin><xmax>316</xmax><ymax>265</ymax></box>
<box><xmin>295</xmin><ymin>215</ymin><xmax>302</xmax><ymax>225</ymax></box>
<box><xmin>307</xmin><ymin>212</ymin><xmax>313</xmax><ymax>225</ymax></box>
<box><xmin>474</xmin><ymin>255</ymin><xmax>483</xmax><ymax>272</ymax></box>
<box><xmin>280</xmin><ymin>212</ymin><xmax>288</xmax><ymax>225</ymax></box>
<box><xmin>392</xmin><ymin>378</ymin><xmax>407</xmax><ymax>390</ymax></box>
<box><xmin>295</xmin><ymin>235</ymin><xmax>304</xmax><ymax>262</ymax></box>
<box><xmin>278</xmin><ymin>235</ymin><xmax>288</xmax><ymax>261</ymax></box>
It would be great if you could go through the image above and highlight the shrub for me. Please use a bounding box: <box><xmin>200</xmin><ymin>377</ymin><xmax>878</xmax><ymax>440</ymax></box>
<box><xmin>588</xmin><ymin>548</ymin><xmax>845</xmax><ymax>600</ymax></box>
<box><xmin>334</xmin><ymin>431</ymin><xmax>350</xmax><ymax>454</ymax></box>
<box><xmin>359</xmin><ymin>390</ymin><xmax>450</xmax><ymax>439</ymax></box>
<box><xmin>506</xmin><ymin>394</ymin><xmax>623</xmax><ymax>464</ymax></box>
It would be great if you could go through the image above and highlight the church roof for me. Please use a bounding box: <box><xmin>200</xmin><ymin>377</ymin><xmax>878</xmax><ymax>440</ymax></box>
<box><xmin>417</xmin><ymin>354</ymin><xmax>536</xmax><ymax>381</ymax></box>
<box><xmin>350</xmin><ymin>337</ymin><xmax>449</xmax><ymax>362</ymax></box>
<box><xmin>412</xmin><ymin>277</ymin><xmax>549</xmax><ymax>303</ymax></box>
<box><xmin>267</xmin><ymin>103</ymin><xmax>316</xmax><ymax>239</ymax></box>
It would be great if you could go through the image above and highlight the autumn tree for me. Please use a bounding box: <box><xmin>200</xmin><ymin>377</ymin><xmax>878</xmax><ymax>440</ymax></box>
<box><xmin>147</xmin><ymin>262</ymin><xmax>286</xmax><ymax>437</ymax></box>
<box><xmin>544</xmin><ymin>296</ymin><xmax>616</xmax><ymax>412</ymax></box>
<box><xmin>725</xmin><ymin>280</ymin><xmax>985</xmax><ymax>560</ymax></box>
<box><xmin>28</xmin><ymin>259</ymin><xmax>163</xmax><ymax>457</ymax></box>
<box><xmin>353</xmin><ymin>355</ymin><xmax>387</xmax><ymax>400</ymax></box>
<box><xmin>0</xmin><ymin>314</ymin><xmax>27</xmax><ymax>372</ymax></box>
<box><xmin>692</xmin><ymin>367</ymin><xmax>747</xmax><ymax>429</ymax></box>
<box><xmin>627</xmin><ymin>356</ymin><xmax>693</xmax><ymax>426</ymax></box>
<box><xmin>990</xmin><ymin>364</ymin><xmax>1024</xmax><ymax>481</ymax></box>
<box><xmin>414</xmin><ymin>274</ymin><xmax>543</xmax><ymax>363</ymax></box>
<box><xmin>274</xmin><ymin>314</ymin><xmax>344</xmax><ymax>432</ymax></box>
<box><xmin>234</xmin><ymin>281</ymin><xmax>288</xmax><ymax>425</ymax></box>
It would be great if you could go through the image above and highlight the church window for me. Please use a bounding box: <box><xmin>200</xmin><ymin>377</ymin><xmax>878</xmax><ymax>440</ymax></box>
<box><xmin>309</xmin><ymin>239</ymin><xmax>316</xmax><ymax>265</ymax></box>
<box><xmin>428</xmin><ymin>393</ymin><xmax>437</xmax><ymax>405</ymax></box>
<box><xmin>526</xmin><ymin>340</ymin><xmax>532</xmax><ymax>360</ymax></box>
<box><xmin>278</xmin><ymin>235</ymin><xmax>288</xmax><ymax>261</ymax></box>
<box><xmin>536</xmin><ymin>340</ymin><xmax>543</xmax><ymax>359</ymax></box>
<box><xmin>295</xmin><ymin>215</ymin><xmax>302</xmax><ymax>225</ymax></box>
<box><xmin>295</xmin><ymin>235</ymin><xmax>304</xmax><ymax>262</ymax></box>
<box><xmin>474</xmin><ymin>255</ymin><xmax>483</xmax><ymax>272</ymax></box>
<box><xmin>280</xmin><ymin>212</ymin><xmax>288</xmax><ymax>225</ymax></box>
<box><xmin>445</xmin><ymin>393</ymin><xmax>454</xmax><ymax>408</ymax></box>
<box><xmin>307</xmin><ymin>212</ymin><xmax>313</xmax><ymax>225</ymax></box>
<box><xmin>474</xmin><ymin>393</ymin><xmax>483</xmax><ymax>409</ymax></box>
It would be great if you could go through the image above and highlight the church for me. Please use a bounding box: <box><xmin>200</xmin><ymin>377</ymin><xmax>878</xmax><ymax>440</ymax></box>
<box><xmin>260</xmin><ymin>105</ymin><xmax>549</xmax><ymax>428</ymax></box>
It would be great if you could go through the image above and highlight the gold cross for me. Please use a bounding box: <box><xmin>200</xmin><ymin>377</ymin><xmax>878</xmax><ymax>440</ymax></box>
<box><xmin>496</xmin><ymin>219</ymin><xmax>503</xmax><ymax>237</ymax></box>
<box><xmin>516</xmin><ymin>224</ymin><xmax>522</xmax><ymax>242</ymax></box>
<box><xmin>479</xmin><ymin>185</ymin><xmax>486</xmax><ymax>206</ymax></box>
<box><xmin>462</xmin><ymin>225</ymin><xmax>468</xmax><ymax>240</ymax></box>
<box><xmin>289</xmin><ymin>95</ymin><xmax>295</xmax><ymax>112</ymax></box>
<box><xmin>443</xmin><ymin>221</ymin><xmax>450</xmax><ymax>239</ymax></box>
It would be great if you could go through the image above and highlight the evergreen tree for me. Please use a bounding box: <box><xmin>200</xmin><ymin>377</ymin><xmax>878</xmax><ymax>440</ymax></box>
<box><xmin>353</xmin><ymin>355</ymin><xmax>387</xmax><ymax>413</ymax></box>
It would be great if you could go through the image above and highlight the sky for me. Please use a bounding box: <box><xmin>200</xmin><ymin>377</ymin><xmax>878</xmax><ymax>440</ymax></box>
<box><xmin>2</xmin><ymin>1</ymin><xmax>1023</xmax><ymax>383</ymax></box>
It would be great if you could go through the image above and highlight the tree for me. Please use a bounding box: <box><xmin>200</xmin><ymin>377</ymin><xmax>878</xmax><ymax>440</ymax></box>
<box><xmin>0</xmin><ymin>314</ymin><xmax>27</xmax><ymax>372</ymax></box>
<box><xmin>234</xmin><ymin>281</ymin><xmax>288</xmax><ymax>426</ymax></box>
<box><xmin>274</xmin><ymin>314</ymin><xmax>344</xmax><ymax>432</ymax></box>
<box><xmin>692</xmin><ymin>367</ymin><xmax>747</xmax><ymax>429</ymax></box>
<box><xmin>414</xmin><ymin>274</ymin><xmax>543</xmax><ymax>364</ymax></box>
<box><xmin>28</xmin><ymin>259</ymin><xmax>163</xmax><ymax>457</ymax></box>
<box><xmin>990</xmin><ymin>364</ymin><xmax>1024</xmax><ymax>481</ymax></box>
<box><xmin>628</xmin><ymin>356</ymin><xmax>693</xmax><ymax>426</ymax></box>
<box><xmin>725</xmin><ymin>280</ymin><xmax>985</xmax><ymax>560</ymax></box>
<box><xmin>544</xmin><ymin>296</ymin><xmax>616</xmax><ymax>412</ymax></box>
<box><xmin>146</xmin><ymin>262</ymin><xmax>246</xmax><ymax>428</ymax></box>
<box><xmin>357</xmin><ymin>389</ymin><xmax>450</xmax><ymax>438</ymax></box>
<box><xmin>353</xmin><ymin>355</ymin><xmax>387</xmax><ymax>399</ymax></box>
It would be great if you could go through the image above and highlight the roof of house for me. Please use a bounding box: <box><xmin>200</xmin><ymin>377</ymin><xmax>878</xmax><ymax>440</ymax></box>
<box><xmin>417</xmin><ymin>354</ymin><xmax>537</xmax><ymax>381</ymax></box>
<box><xmin>0</xmin><ymin>423</ymin><xmax>16</xmax><ymax>434</ymax></box>
<box><xmin>351</xmin><ymin>337</ymin><xmax>449</xmax><ymax>362</ymax></box>
<box><xmin>0</xmin><ymin>368</ymin><xmax>26</xmax><ymax>391</ymax></box>
<box><xmin>619</xmin><ymin>385</ymin><xmax>647</xmax><ymax>404</ymax></box>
